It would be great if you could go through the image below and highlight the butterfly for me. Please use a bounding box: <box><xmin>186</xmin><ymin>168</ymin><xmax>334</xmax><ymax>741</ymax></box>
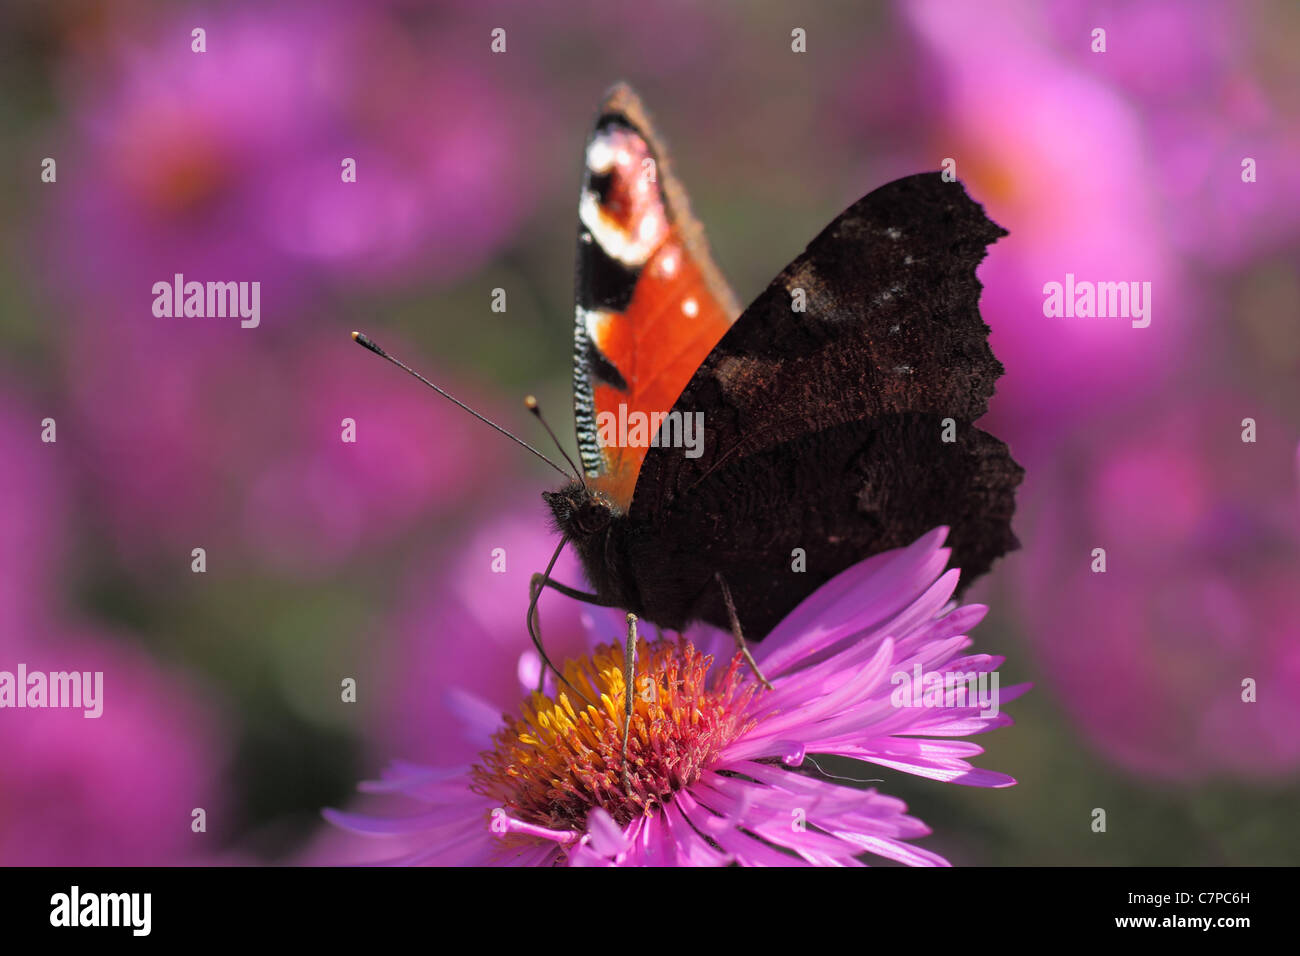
<box><xmin>355</xmin><ymin>84</ymin><xmax>1022</xmax><ymax>697</ymax></box>
<box><xmin>538</xmin><ymin>85</ymin><xmax>1022</xmax><ymax>661</ymax></box>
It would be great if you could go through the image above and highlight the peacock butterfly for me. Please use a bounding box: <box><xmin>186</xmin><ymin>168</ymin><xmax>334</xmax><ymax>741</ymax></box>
<box><xmin>355</xmin><ymin>84</ymin><xmax>1022</xmax><ymax>685</ymax></box>
<box><xmin>542</xmin><ymin>85</ymin><xmax>1022</xmax><ymax>644</ymax></box>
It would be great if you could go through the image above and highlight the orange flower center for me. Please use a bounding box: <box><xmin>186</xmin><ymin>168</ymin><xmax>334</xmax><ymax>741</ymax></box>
<box><xmin>471</xmin><ymin>638</ymin><xmax>756</xmax><ymax>830</ymax></box>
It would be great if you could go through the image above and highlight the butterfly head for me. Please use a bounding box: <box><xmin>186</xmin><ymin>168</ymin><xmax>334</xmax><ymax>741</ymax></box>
<box><xmin>544</xmin><ymin>481</ymin><xmax>616</xmax><ymax>540</ymax></box>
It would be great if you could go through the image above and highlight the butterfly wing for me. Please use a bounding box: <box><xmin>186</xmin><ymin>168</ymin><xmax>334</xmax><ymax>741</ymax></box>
<box><xmin>628</xmin><ymin>172</ymin><xmax>1023</xmax><ymax>636</ymax></box>
<box><xmin>572</xmin><ymin>84</ymin><xmax>740</xmax><ymax>510</ymax></box>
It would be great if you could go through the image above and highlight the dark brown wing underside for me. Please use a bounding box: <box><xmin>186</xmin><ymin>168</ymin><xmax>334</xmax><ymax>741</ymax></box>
<box><xmin>629</xmin><ymin>414</ymin><xmax>1021</xmax><ymax>636</ymax></box>
<box><xmin>628</xmin><ymin>173</ymin><xmax>1022</xmax><ymax>637</ymax></box>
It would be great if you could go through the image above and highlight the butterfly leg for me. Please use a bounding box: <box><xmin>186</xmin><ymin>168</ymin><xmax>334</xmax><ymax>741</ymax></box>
<box><xmin>620</xmin><ymin>612</ymin><xmax>638</xmax><ymax>793</ymax></box>
<box><xmin>715</xmin><ymin>572</ymin><xmax>773</xmax><ymax>690</ymax></box>
<box><xmin>529</xmin><ymin>574</ymin><xmax>642</xmax><ymax>794</ymax></box>
<box><xmin>526</xmin><ymin>574</ymin><xmax>551</xmax><ymax>693</ymax></box>
<box><xmin>528</xmin><ymin>572</ymin><xmax>611</xmax><ymax>606</ymax></box>
<box><xmin>526</xmin><ymin>537</ymin><xmax>597</xmax><ymax>707</ymax></box>
<box><xmin>526</xmin><ymin>572</ymin><xmax>616</xmax><ymax>693</ymax></box>
<box><xmin>527</xmin><ymin>548</ymin><xmax>643</xmax><ymax>792</ymax></box>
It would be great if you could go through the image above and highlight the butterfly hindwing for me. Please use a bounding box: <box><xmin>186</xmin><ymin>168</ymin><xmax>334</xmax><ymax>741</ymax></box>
<box><xmin>573</xmin><ymin>85</ymin><xmax>739</xmax><ymax>510</ymax></box>
<box><xmin>627</xmin><ymin>173</ymin><xmax>1022</xmax><ymax>636</ymax></box>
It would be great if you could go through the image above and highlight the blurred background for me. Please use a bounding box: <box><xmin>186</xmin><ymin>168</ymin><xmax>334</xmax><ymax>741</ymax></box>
<box><xmin>0</xmin><ymin>0</ymin><xmax>1297</xmax><ymax>865</ymax></box>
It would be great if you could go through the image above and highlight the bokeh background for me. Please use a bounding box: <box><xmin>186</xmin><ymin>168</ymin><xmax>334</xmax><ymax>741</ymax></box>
<box><xmin>1</xmin><ymin>0</ymin><xmax>1297</xmax><ymax>865</ymax></box>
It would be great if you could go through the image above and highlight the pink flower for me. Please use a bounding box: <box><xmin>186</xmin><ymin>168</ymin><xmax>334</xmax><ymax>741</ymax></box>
<box><xmin>1017</xmin><ymin>396</ymin><xmax>1300</xmax><ymax>778</ymax></box>
<box><xmin>62</xmin><ymin>324</ymin><xmax>504</xmax><ymax>574</ymax></box>
<box><xmin>1040</xmin><ymin>0</ymin><xmax>1300</xmax><ymax>268</ymax></box>
<box><xmin>0</xmin><ymin>627</ymin><xmax>229</xmax><ymax>865</ymax></box>
<box><xmin>327</xmin><ymin>528</ymin><xmax>1024</xmax><ymax>866</ymax></box>
<box><xmin>0</xmin><ymin>390</ymin><xmax>67</xmax><ymax>636</ymax></box>
<box><xmin>42</xmin><ymin>3</ymin><xmax>531</xmax><ymax>315</ymax></box>
<box><xmin>903</xmin><ymin>0</ymin><xmax>1186</xmax><ymax>435</ymax></box>
<box><xmin>0</xmin><ymin>390</ymin><xmax>230</xmax><ymax>865</ymax></box>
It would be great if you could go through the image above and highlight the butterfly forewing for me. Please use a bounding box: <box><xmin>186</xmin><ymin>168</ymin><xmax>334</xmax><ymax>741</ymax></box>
<box><xmin>573</xmin><ymin>85</ymin><xmax>740</xmax><ymax>510</ymax></box>
<box><xmin>627</xmin><ymin>173</ymin><xmax>1023</xmax><ymax>636</ymax></box>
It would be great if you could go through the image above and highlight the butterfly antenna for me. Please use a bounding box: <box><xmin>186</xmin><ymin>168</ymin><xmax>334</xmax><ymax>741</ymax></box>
<box><xmin>524</xmin><ymin>395</ymin><xmax>586</xmax><ymax>488</ymax></box>
<box><xmin>351</xmin><ymin>331</ymin><xmax>571</xmax><ymax>479</ymax></box>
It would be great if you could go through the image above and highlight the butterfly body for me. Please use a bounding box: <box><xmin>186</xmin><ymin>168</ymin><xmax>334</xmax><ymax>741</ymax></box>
<box><xmin>544</xmin><ymin>86</ymin><xmax>1023</xmax><ymax>642</ymax></box>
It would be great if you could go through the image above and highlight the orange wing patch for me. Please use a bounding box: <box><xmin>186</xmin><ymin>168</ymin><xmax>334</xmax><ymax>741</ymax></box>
<box><xmin>588</xmin><ymin>231</ymin><xmax>735</xmax><ymax>507</ymax></box>
<box><xmin>573</xmin><ymin>85</ymin><xmax>739</xmax><ymax>510</ymax></box>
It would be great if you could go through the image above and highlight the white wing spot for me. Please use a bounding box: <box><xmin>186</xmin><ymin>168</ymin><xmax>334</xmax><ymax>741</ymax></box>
<box><xmin>586</xmin><ymin>137</ymin><xmax>616</xmax><ymax>173</ymax></box>
<box><xmin>580</xmin><ymin>190</ymin><xmax>660</xmax><ymax>267</ymax></box>
<box><xmin>579</xmin><ymin>306</ymin><xmax>616</xmax><ymax>349</ymax></box>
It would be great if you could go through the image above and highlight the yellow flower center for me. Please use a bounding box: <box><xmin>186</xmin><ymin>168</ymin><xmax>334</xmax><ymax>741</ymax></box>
<box><xmin>471</xmin><ymin>637</ymin><xmax>757</xmax><ymax>831</ymax></box>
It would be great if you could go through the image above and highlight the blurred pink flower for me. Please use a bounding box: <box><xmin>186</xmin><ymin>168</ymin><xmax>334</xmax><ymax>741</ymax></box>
<box><xmin>0</xmin><ymin>389</ymin><xmax>67</xmax><ymax>636</ymax></box>
<box><xmin>63</xmin><ymin>320</ymin><xmax>505</xmax><ymax>575</ymax></box>
<box><xmin>904</xmin><ymin>0</ymin><xmax>1186</xmax><ymax>437</ymax></box>
<box><xmin>0</xmin><ymin>392</ymin><xmax>230</xmax><ymax>865</ymax></box>
<box><xmin>1041</xmin><ymin>0</ymin><xmax>1300</xmax><ymax>267</ymax></box>
<box><xmin>0</xmin><ymin>625</ymin><xmax>229</xmax><ymax>865</ymax></box>
<box><xmin>1017</xmin><ymin>395</ymin><xmax>1300</xmax><ymax>779</ymax></box>
<box><xmin>1045</xmin><ymin>0</ymin><xmax>1243</xmax><ymax>107</ymax></box>
<box><xmin>42</xmin><ymin>2</ymin><xmax>531</xmax><ymax>315</ymax></box>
